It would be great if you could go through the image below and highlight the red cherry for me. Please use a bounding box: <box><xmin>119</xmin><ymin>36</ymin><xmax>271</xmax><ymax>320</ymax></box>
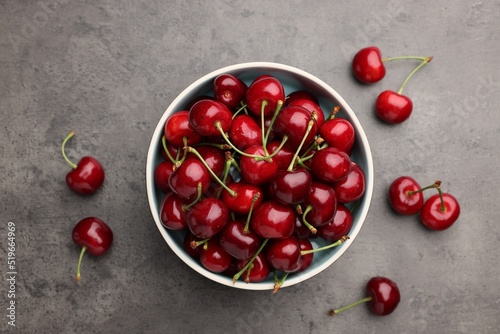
<box><xmin>213</xmin><ymin>73</ymin><xmax>247</xmax><ymax>109</ymax></box>
<box><xmin>228</xmin><ymin>114</ymin><xmax>263</xmax><ymax>151</ymax></box>
<box><xmin>375</xmin><ymin>90</ymin><xmax>413</xmax><ymax>124</ymax></box>
<box><xmin>285</xmin><ymin>98</ymin><xmax>325</xmax><ymax>130</ymax></box>
<box><xmin>61</xmin><ymin>131</ymin><xmax>105</xmax><ymax>195</ymax></box>
<box><xmin>168</xmin><ymin>158</ymin><xmax>211</xmax><ymax>200</ymax></box>
<box><xmin>283</xmin><ymin>90</ymin><xmax>320</xmax><ymax>107</ymax></box>
<box><xmin>266</xmin><ymin>140</ymin><xmax>294</xmax><ymax>171</ymax></box>
<box><xmin>159</xmin><ymin>191</ymin><xmax>188</xmax><ymax>231</ymax></box>
<box><xmin>310</xmin><ymin>147</ymin><xmax>352</xmax><ymax>183</ymax></box>
<box><xmin>272</xmin><ymin>105</ymin><xmax>318</xmax><ymax>150</ymax></box>
<box><xmin>72</xmin><ymin>217</ymin><xmax>113</xmax><ymax>281</ymax></box>
<box><xmin>186</xmin><ymin>197</ymin><xmax>230</xmax><ymax>239</ymax></box>
<box><xmin>352</xmin><ymin>46</ymin><xmax>386</xmax><ymax>84</ymax></box>
<box><xmin>420</xmin><ymin>191</ymin><xmax>460</xmax><ymax>231</ymax></box>
<box><xmin>266</xmin><ymin>236</ymin><xmax>303</xmax><ymax>273</ymax></box>
<box><xmin>388</xmin><ymin>176</ymin><xmax>424</xmax><ymax>215</ymax></box>
<box><xmin>220</xmin><ymin>220</ymin><xmax>261</xmax><ymax>260</ymax></box>
<box><xmin>236</xmin><ymin>253</ymin><xmax>270</xmax><ymax>283</ymax></box>
<box><xmin>189</xmin><ymin>99</ymin><xmax>233</xmax><ymax>137</ymax></box>
<box><xmin>302</xmin><ymin>181</ymin><xmax>338</xmax><ymax>229</ymax></box>
<box><xmin>183</xmin><ymin>233</ymin><xmax>202</xmax><ymax>258</ymax></box>
<box><xmin>329</xmin><ymin>276</ymin><xmax>401</xmax><ymax>316</ymax></box>
<box><xmin>269</xmin><ymin>168</ymin><xmax>313</xmax><ymax>205</ymax></box>
<box><xmin>154</xmin><ymin>160</ymin><xmax>175</xmax><ymax>193</ymax></box>
<box><xmin>239</xmin><ymin>145</ymin><xmax>278</xmax><ymax>185</ymax></box>
<box><xmin>221</xmin><ymin>182</ymin><xmax>263</xmax><ymax>215</ymax></box>
<box><xmin>187</xmin><ymin>145</ymin><xmax>226</xmax><ymax>178</ymax></box>
<box><xmin>199</xmin><ymin>238</ymin><xmax>232</xmax><ymax>273</ymax></box>
<box><xmin>250</xmin><ymin>200</ymin><xmax>295</xmax><ymax>239</ymax></box>
<box><xmin>164</xmin><ymin>111</ymin><xmax>203</xmax><ymax>147</ymax></box>
<box><xmin>332</xmin><ymin>162</ymin><xmax>366</xmax><ymax>204</ymax></box>
<box><xmin>245</xmin><ymin>76</ymin><xmax>285</xmax><ymax>118</ymax></box>
<box><xmin>317</xmin><ymin>204</ymin><xmax>352</xmax><ymax>242</ymax></box>
<box><xmin>297</xmin><ymin>238</ymin><xmax>314</xmax><ymax>272</ymax></box>
<box><xmin>319</xmin><ymin>113</ymin><xmax>355</xmax><ymax>154</ymax></box>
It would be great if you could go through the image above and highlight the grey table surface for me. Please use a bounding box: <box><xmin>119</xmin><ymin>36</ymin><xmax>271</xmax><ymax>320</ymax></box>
<box><xmin>1</xmin><ymin>1</ymin><xmax>499</xmax><ymax>333</ymax></box>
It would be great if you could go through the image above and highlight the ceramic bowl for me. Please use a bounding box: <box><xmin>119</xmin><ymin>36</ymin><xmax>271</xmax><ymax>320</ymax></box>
<box><xmin>146</xmin><ymin>62</ymin><xmax>373</xmax><ymax>290</ymax></box>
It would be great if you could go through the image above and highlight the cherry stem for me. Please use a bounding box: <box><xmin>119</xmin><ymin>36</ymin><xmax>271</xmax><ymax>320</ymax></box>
<box><xmin>328</xmin><ymin>296</ymin><xmax>373</xmax><ymax>316</ymax></box>
<box><xmin>263</xmin><ymin>100</ymin><xmax>284</xmax><ymax>146</ymax></box>
<box><xmin>260</xmin><ymin>100</ymin><xmax>270</xmax><ymax>156</ymax></box>
<box><xmin>326</xmin><ymin>106</ymin><xmax>341</xmax><ymax>121</ymax></box>
<box><xmin>397</xmin><ymin>56</ymin><xmax>433</xmax><ymax>95</ymax></box>
<box><xmin>216</xmin><ymin>122</ymin><xmax>265</xmax><ymax>160</ymax></box>
<box><xmin>216</xmin><ymin>153</ymin><xmax>234</xmax><ymax>199</ymax></box>
<box><xmin>233</xmin><ymin>238</ymin><xmax>269</xmax><ymax>283</ymax></box>
<box><xmin>273</xmin><ymin>272</ymin><xmax>290</xmax><ymax>294</ymax></box>
<box><xmin>244</xmin><ymin>263</ymin><xmax>254</xmax><ymax>283</ymax></box>
<box><xmin>161</xmin><ymin>136</ymin><xmax>177</xmax><ymax>165</ymax></box>
<box><xmin>185</xmin><ymin>146</ymin><xmax>236</xmax><ymax>197</ymax></box>
<box><xmin>436</xmin><ymin>184</ymin><xmax>446</xmax><ymax>212</ymax></box>
<box><xmin>182</xmin><ymin>182</ymin><xmax>203</xmax><ymax>211</ymax></box>
<box><xmin>301</xmin><ymin>205</ymin><xmax>318</xmax><ymax>234</ymax></box>
<box><xmin>75</xmin><ymin>246</ymin><xmax>87</xmax><ymax>282</ymax></box>
<box><xmin>382</xmin><ymin>55</ymin><xmax>431</xmax><ymax>62</ymax></box>
<box><xmin>190</xmin><ymin>238</ymin><xmax>210</xmax><ymax>249</ymax></box>
<box><xmin>244</xmin><ymin>193</ymin><xmax>260</xmax><ymax>233</ymax></box>
<box><xmin>232</xmin><ymin>102</ymin><xmax>248</xmax><ymax>119</ymax></box>
<box><xmin>61</xmin><ymin>130</ymin><xmax>78</xmax><ymax>169</ymax></box>
<box><xmin>300</xmin><ymin>236</ymin><xmax>349</xmax><ymax>255</ymax></box>
<box><xmin>287</xmin><ymin>115</ymin><xmax>316</xmax><ymax>171</ymax></box>
<box><xmin>265</xmin><ymin>135</ymin><xmax>288</xmax><ymax>160</ymax></box>
<box><xmin>407</xmin><ymin>180</ymin><xmax>441</xmax><ymax>196</ymax></box>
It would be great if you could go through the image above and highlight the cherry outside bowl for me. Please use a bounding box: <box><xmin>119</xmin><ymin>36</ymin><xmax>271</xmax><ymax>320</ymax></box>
<box><xmin>146</xmin><ymin>62</ymin><xmax>374</xmax><ymax>291</ymax></box>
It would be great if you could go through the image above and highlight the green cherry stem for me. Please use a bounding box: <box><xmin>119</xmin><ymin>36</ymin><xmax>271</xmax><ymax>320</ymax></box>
<box><xmin>185</xmin><ymin>146</ymin><xmax>236</xmax><ymax>197</ymax></box>
<box><xmin>161</xmin><ymin>135</ymin><xmax>177</xmax><ymax>165</ymax></box>
<box><xmin>260</xmin><ymin>100</ymin><xmax>270</xmax><ymax>156</ymax></box>
<box><xmin>436</xmin><ymin>184</ymin><xmax>446</xmax><ymax>212</ymax></box>
<box><xmin>397</xmin><ymin>56</ymin><xmax>433</xmax><ymax>95</ymax></box>
<box><xmin>264</xmin><ymin>100</ymin><xmax>284</xmax><ymax>146</ymax></box>
<box><xmin>75</xmin><ymin>246</ymin><xmax>87</xmax><ymax>281</ymax></box>
<box><xmin>326</xmin><ymin>105</ymin><xmax>341</xmax><ymax>121</ymax></box>
<box><xmin>382</xmin><ymin>55</ymin><xmax>430</xmax><ymax>62</ymax></box>
<box><xmin>407</xmin><ymin>180</ymin><xmax>441</xmax><ymax>196</ymax></box>
<box><xmin>62</xmin><ymin>130</ymin><xmax>77</xmax><ymax>169</ymax></box>
<box><xmin>301</xmin><ymin>205</ymin><xmax>318</xmax><ymax>234</ymax></box>
<box><xmin>244</xmin><ymin>193</ymin><xmax>260</xmax><ymax>233</ymax></box>
<box><xmin>182</xmin><ymin>183</ymin><xmax>203</xmax><ymax>211</ymax></box>
<box><xmin>273</xmin><ymin>272</ymin><xmax>290</xmax><ymax>294</ymax></box>
<box><xmin>328</xmin><ymin>296</ymin><xmax>373</xmax><ymax>316</ymax></box>
<box><xmin>287</xmin><ymin>115</ymin><xmax>316</xmax><ymax>171</ymax></box>
<box><xmin>300</xmin><ymin>236</ymin><xmax>350</xmax><ymax>255</ymax></box>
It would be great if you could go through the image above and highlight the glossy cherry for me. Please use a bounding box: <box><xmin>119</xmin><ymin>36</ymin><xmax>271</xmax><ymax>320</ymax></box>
<box><xmin>375</xmin><ymin>56</ymin><xmax>432</xmax><ymax>124</ymax></box>
<box><xmin>266</xmin><ymin>140</ymin><xmax>294</xmax><ymax>170</ymax></box>
<box><xmin>333</xmin><ymin>162</ymin><xmax>366</xmax><ymax>204</ymax></box>
<box><xmin>302</xmin><ymin>181</ymin><xmax>338</xmax><ymax>230</ymax></box>
<box><xmin>352</xmin><ymin>46</ymin><xmax>386</xmax><ymax>84</ymax></box>
<box><xmin>186</xmin><ymin>197</ymin><xmax>230</xmax><ymax>239</ymax></box>
<box><xmin>272</xmin><ymin>105</ymin><xmax>318</xmax><ymax>150</ymax></box>
<box><xmin>250</xmin><ymin>200</ymin><xmax>295</xmax><ymax>239</ymax></box>
<box><xmin>266</xmin><ymin>236</ymin><xmax>303</xmax><ymax>273</ymax></box>
<box><xmin>164</xmin><ymin>110</ymin><xmax>203</xmax><ymax>147</ymax></box>
<box><xmin>168</xmin><ymin>158</ymin><xmax>210</xmax><ymax>200</ymax></box>
<box><xmin>329</xmin><ymin>276</ymin><xmax>401</xmax><ymax>316</ymax></box>
<box><xmin>213</xmin><ymin>73</ymin><xmax>247</xmax><ymax>109</ymax></box>
<box><xmin>286</xmin><ymin>98</ymin><xmax>325</xmax><ymax>130</ymax></box>
<box><xmin>310</xmin><ymin>147</ymin><xmax>352</xmax><ymax>183</ymax></box>
<box><xmin>154</xmin><ymin>160</ymin><xmax>175</xmax><ymax>193</ymax></box>
<box><xmin>319</xmin><ymin>108</ymin><xmax>355</xmax><ymax>154</ymax></box>
<box><xmin>269</xmin><ymin>168</ymin><xmax>313</xmax><ymax>205</ymax></box>
<box><xmin>72</xmin><ymin>217</ymin><xmax>113</xmax><ymax>281</ymax></box>
<box><xmin>236</xmin><ymin>253</ymin><xmax>270</xmax><ymax>283</ymax></box>
<box><xmin>220</xmin><ymin>220</ymin><xmax>261</xmax><ymax>260</ymax></box>
<box><xmin>420</xmin><ymin>188</ymin><xmax>460</xmax><ymax>231</ymax></box>
<box><xmin>221</xmin><ymin>182</ymin><xmax>263</xmax><ymax>215</ymax></box>
<box><xmin>283</xmin><ymin>90</ymin><xmax>319</xmax><ymax>107</ymax></box>
<box><xmin>159</xmin><ymin>191</ymin><xmax>189</xmax><ymax>231</ymax></box>
<box><xmin>61</xmin><ymin>131</ymin><xmax>105</xmax><ymax>195</ymax></box>
<box><xmin>244</xmin><ymin>75</ymin><xmax>285</xmax><ymax>118</ymax></box>
<box><xmin>239</xmin><ymin>145</ymin><xmax>278</xmax><ymax>185</ymax></box>
<box><xmin>317</xmin><ymin>204</ymin><xmax>352</xmax><ymax>242</ymax></box>
<box><xmin>199</xmin><ymin>237</ymin><xmax>233</xmax><ymax>273</ymax></box>
<box><xmin>229</xmin><ymin>114</ymin><xmax>263</xmax><ymax>150</ymax></box>
<box><xmin>388</xmin><ymin>176</ymin><xmax>424</xmax><ymax>215</ymax></box>
<box><xmin>189</xmin><ymin>99</ymin><xmax>233</xmax><ymax>136</ymax></box>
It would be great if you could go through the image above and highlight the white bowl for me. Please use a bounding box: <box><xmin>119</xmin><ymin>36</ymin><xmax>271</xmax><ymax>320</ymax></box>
<box><xmin>146</xmin><ymin>62</ymin><xmax>374</xmax><ymax>290</ymax></box>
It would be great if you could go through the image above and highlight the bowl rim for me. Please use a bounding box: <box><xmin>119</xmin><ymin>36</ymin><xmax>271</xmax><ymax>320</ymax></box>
<box><xmin>146</xmin><ymin>61</ymin><xmax>374</xmax><ymax>290</ymax></box>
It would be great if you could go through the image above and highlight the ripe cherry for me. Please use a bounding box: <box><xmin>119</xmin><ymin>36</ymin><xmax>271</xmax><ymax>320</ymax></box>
<box><xmin>420</xmin><ymin>186</ymin><xmax>460</xmax><ymax>231</ymax></box>
<box><xmin>213</xmin><ymin>73</ymin><xmax>247</xmax><ymax>109</ymax></box>
<box><xmin>239</xmin><ymin>145</ymin><xmax>278</xmax><ymax>185</ymax></box>
<box><xmin>199</xmin><ymin>237</ymin><xmax>232</xmax><ymax>273</ymax></box>
<box><xmin>245</xmin><ymin>75</ymin><xmax>285</xmax><ymax>118</ymax></box>
<box><xmin>375</xmin><ymin>56</ymin><xmax>433</xmax><ymax>124</ymax></box>
<box><xmin>269</xmin><ymin>168</ymin><xmax>313</xmax><ymax>205</ymax></box>
<box><xmin>154</xmin><ymin>160</ymin><xmax>175</xmax><ymax>193</ymax></box>
<box><xmin>272</xmin><ymin>105</ymin><xmax>318</xmax><ymax>150</ymax></box>
<box><xmin>189</xmin><ymin>99</ymin><xmax>233</xmax><ymax>136</ymax></box>
<box><xmin>250</xmin><ymin>200</ymin><xmax>295</xmax><ymax>239</ymax></box>
<box><xmin>61</xmin><ymin>131</ymin><xmax>105</xmax><ymax>195</ymax></box>
<box><xmin>236</xmin><ymin>253</ymin><xmax>270</xmax><ymax>283</ymax></box>
<box><xmin>388</xmin><ymin>176</ymin><xmax>424</xmax><ymax>215</ymax></box>
<box><xmin>220</xmin><ymin>220</ymin><xmax>261</xmax><ymax>260</ymax></box>
<box><xmin>221</xmin><ymin>182</ymin><xmax>263</xmax><ymax>215</ymax></box>
<box><xmin>333</xmin><ymin>162</ymin><xmax>366</xmax><ymax>204</ymax></box>
<box><xmin>328</xmin><ymin>276</ymin><xmax>401</xmax><ymax>316</ymax></box>
<box><xmin>310</xmin><ymin>147</ymin><xmax>352</xmax><ymax>183</ymax></box>
<box><xmin>352</xmin><ymin>46</ymin><xmax>386</xmax><ymax>84</ymax></box>
<box><xmin>302</xmin><ymin>182</ymin><xmax>338</xmax><ymax>230</ymax></box>
<box><xmin>159</xmin><ymin>191</ymin><xmax>189</xmax><ymax>231</ymax></box>
<box><xmin>319</xmin><ymin>107</ymin><xmax>355</xmax><ymax>154</ymax></box>
<box><xmin>266</xmin><ymin>236</ymin><xmax>303</xmax><ymax>273</ymax></box>
<box><xmin>168</xmin><ymin>158</ymin><xmax>211</xmax><ymax>200</ymax></box>
<box><xmin>72</xmin><ymin>217</ymin><xmax>113</xmax><ymax>281</ymax></box>
<box><xmin>316</xmin><ymin>204</ymin><xmax>352</xmax><ymax>242</ymax></box>
<box><xmin>229</xmin><ymin>114</ymin><xmax>263</xmax><ymax>150</ymax></box>
<box><xmin>164</xmin><ymin>110</ymin><xmax>202</xmax><ymax>147</ymax></box>
<box><xmin>186</xmin><ymin>197</ymin><xmax>230</xmax><ymax>239</ymax></box>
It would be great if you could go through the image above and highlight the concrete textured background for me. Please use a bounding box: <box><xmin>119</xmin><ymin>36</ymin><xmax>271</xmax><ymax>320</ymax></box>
<box><xmin>1</xmin><ymin>1</ymin><xmax>499</xmax><ymax>333</ymax></box>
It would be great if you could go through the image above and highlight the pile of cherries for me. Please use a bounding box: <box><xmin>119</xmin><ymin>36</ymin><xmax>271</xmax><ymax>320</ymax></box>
<box><xmin>154</xmin><ymin>73</ymin><xmax>367</xmax><ymax>292</ymax></box>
